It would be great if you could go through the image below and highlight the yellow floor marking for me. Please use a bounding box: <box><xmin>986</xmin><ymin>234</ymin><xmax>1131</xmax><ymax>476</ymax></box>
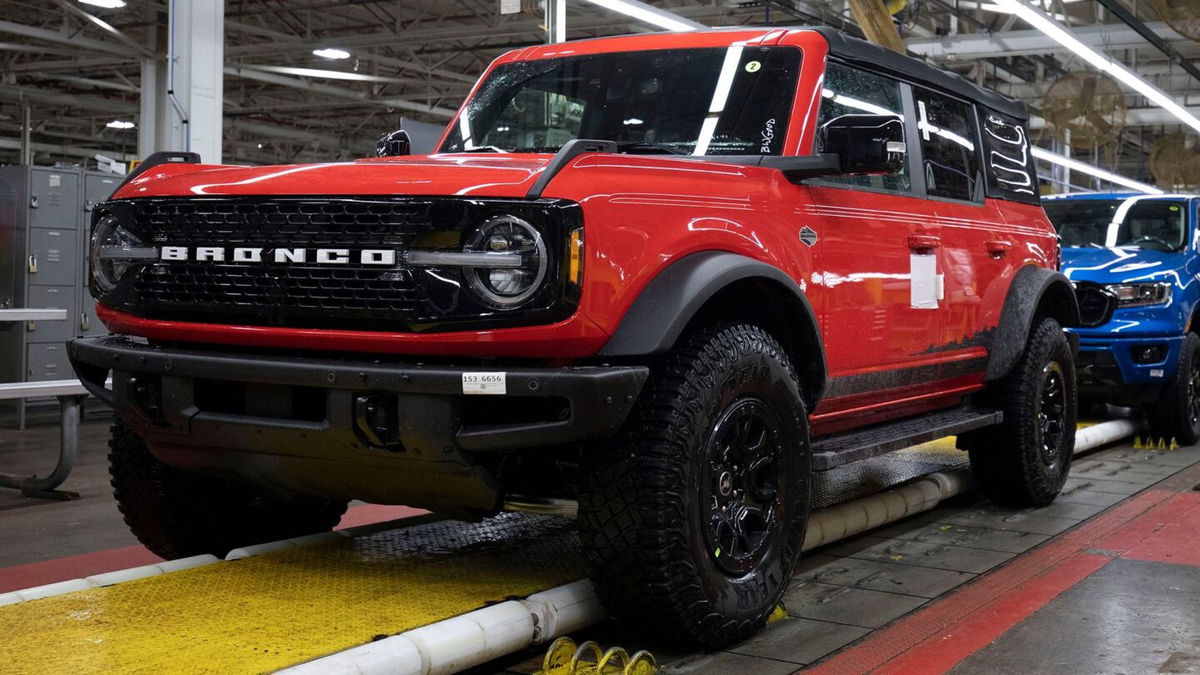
<box><xmin>0</xmin><ymin>514</ymin><xmax>582</xmax><ymax>675</ymax></box>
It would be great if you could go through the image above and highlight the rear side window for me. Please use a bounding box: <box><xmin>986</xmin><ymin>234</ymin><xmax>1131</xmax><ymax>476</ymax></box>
<box><xmin>914</xmin><ymin>88</ymin><xmax>982</xmax><ymax>202</ymax></box>
<box><xmin>981</xmin><ymin>111</ymin><xmax>1040</xmax><ymax>205</ymax></box>
<box><xmin>816</xmin><ymin>63</ymin><xmax>911</xmax><ymax>193</ymax></box>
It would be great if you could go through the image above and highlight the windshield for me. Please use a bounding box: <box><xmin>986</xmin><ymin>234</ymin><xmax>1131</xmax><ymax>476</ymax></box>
<box><xmin>1045</xmin><ymin>197</ymin><xmax>1190</xmax><ymax>252</ymax></box>
<box><xmin>439</xmin><ymin>45</ymin><xmax>801</xmax><ymax>156</ymax></box>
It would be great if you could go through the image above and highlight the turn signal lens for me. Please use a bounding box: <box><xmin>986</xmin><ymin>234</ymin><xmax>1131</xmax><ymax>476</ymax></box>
<box><xmin>568</xmin><ymin>227</ymin><xmax>583</xmax><ymax>286</ymax></box>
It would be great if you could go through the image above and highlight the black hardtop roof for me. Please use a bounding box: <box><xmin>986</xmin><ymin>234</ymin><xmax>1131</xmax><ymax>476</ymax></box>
<box><xmin>807</xmin><ymin>26</ymin><xmax>1029</xmax><ymax>120</ymax></box>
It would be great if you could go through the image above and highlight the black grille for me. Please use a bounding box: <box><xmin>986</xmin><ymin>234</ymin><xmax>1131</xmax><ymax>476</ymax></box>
<box><xmin>135</xmin><ymin>198</ymin><xmax>430</xmax><ymax>247</ymax></box>
<box><xmin>97</xmin><ymin>196</ymin><xmax>581</xmax><ymax>332</ymax></box>
<box><xmin>134</xmin><ymin>263</ymin><xmax>428</xmax><ymax>317</ymax></box>
<box><xmin>1075</xmin><ymin>284</ymin><xmax>1116</xmax><ymax>327</ymax></box>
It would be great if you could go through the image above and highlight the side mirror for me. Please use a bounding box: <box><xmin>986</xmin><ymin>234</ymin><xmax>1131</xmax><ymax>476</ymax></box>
<box><xmin>375</xmin><ymin>129</ymin><xmax>412</xmax><ymax>157</ymax></box>
<box><xmin>819</xmin><ymin>114</ymin><xmax>906</xmax><ymax>175</ymax></box>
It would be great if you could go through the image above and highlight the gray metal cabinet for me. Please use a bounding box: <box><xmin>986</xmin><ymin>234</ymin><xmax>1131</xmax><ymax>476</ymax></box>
<box><xmin>28</xmin><ymin>169</ymin><xmax>79</xmax><ymax>231</ymax></box>
<box><xmin>0</xmin><ymin>165</ymin><xmax>95</xmax><ymax>397</ymax></box>
<box><xmin>26</xmin><ymin>285</ymin><xmax>77</xmax><ymax>344</ymax></box>
<box><xmin>27</xmin><ymin>228</ymin><xmax>78</xmax><ymax>287</ymax></box>
<box><xmin>26</xmin><ymin>342</ymin><xmax>72</xmax><ymax>382</ymax></box>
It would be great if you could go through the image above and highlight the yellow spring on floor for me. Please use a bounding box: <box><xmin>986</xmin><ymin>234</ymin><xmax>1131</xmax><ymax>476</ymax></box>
<box><xmin>539</xmin><ymin>637</ymin><xmax>657</xmax><ymax>675</ymax></box>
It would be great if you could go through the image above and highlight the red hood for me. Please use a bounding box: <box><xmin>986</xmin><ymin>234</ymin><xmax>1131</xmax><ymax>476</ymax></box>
<box><xmin>113</xmin><ymin>154</ymin><xmax>552</xmax><ymax>200</ymax></box>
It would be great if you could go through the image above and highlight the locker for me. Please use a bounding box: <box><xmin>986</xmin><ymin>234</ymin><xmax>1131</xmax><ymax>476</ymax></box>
<box><xmin>27</xmin><ymin>227</ymin><xmax>78</xmax><ymax>287</ymax></box>
<box><xmin>84</xmin><ymin>174</ymin><xmax>119</xmax><ymax>215</ymax></box>
<box><xmin>28</xmin><ymin>169</ymin><xmax>79</xmax><ymax>231</ymax></box>
<box><xmin>26</xmin><ymin>342</ymin><xmax>72</xmax><ymax>382</ymax></box>
<box><xmin>25</xmin><ymin>285</ymin><xmax>78</xmax><ymax>344</ymax></box>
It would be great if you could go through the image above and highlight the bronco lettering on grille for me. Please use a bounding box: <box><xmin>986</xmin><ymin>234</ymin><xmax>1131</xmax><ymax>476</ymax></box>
<box><xmin>159</xmin><ymin>246</ymin><xmax>397</xmax><ymax>265</ymax></box>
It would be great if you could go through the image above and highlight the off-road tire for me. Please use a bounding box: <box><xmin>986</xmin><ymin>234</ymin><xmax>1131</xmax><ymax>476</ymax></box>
<box><xmin>969</xmin><ymin>317</ymin><xmax>1076</xmax><ymax>507</ymax></box>
<box><xmin>109</xmin><ymin>417</ymin><xmax>348</xmax><ymax>560</ymax></box>
<box><xmin>578</xmin><ymin>323</ymin><xmax>811</xmax><ymax>649</ymax></box>
<box><xmin>1149</xmin><ymin>333</ymin><xmax>1200</xmax><ymax>446</ymax></box>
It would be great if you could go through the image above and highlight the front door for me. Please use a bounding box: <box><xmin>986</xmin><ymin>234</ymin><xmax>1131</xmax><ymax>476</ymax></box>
<box><xmin>805</xmin><ymin>63</ymin><xmax>943</xmax><ymax>423</ymax></box>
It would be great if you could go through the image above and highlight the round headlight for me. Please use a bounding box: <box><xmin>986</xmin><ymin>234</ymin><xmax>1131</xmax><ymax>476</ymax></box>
<box><xmin>90</xmin><ymin>215</ymin><xmax>146</xmax><ymax>292</ymax></box>
<box><xmin>464</xmin><ymin>215</ymin><xmax>548</xmax><ymax>307</ymax></box>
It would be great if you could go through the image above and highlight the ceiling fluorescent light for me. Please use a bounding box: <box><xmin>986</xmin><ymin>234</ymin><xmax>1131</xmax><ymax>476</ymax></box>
<box><xmin>577</xmin><ymin>0</ymin><xmax>705</xmax><ymax>32</ymax></box>
<box><xmin>1031</xmin><ymin>147</ymin><xmax>1162</xmax><ymax>194</ymax></box>
<box><xmin>105</xmin><ymin>120</ymin><xmax>135</xmax><ymax>130</ymax></box>
<box><xmin>993</xmin><ymin>0</ymin><xmax>1200</xmax><ymax>135</ymax></box>
<box><xmin>312</xmin><ymin>47</ymin><xmax>351</xmax><ymax>60</ymax></box>
<box><xmin>79</xmin><ymin>0</ymin><xmax>127</xmax><ymax>8</ymax></box>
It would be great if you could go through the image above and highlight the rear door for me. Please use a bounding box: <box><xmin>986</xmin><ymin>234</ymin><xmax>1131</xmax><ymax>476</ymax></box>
<box><xmin>910</xmin><ymin>86</ymin><xmax>1001</xmax><ymax>379</ymax></box>
<box><xmin>804</xmin><ymin>63</ymin><xmax>944</xmax><ymax>415</ymax></box>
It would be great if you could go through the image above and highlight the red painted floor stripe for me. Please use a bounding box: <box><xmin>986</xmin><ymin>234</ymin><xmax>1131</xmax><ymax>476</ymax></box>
<box><xmin>873</xmin><ymin>552</ymin><xmax>1111</xmax><ymax>675</ymax></box>
<box><xmin>0</xmin><ymin>545</ymin><xmax>161</xmax><ymax>594</ymax></box>
<box><xmin>0</xmin><ymin>503</ymin><xmax>427</xmax><ymax>594</ymax></box>
<box><xmin>335</xmin><ymin>504</ymin><xmax>427</xmax><ymax>530</ymax></box>
<box><xmin>1113</xmin><ymin>492</ymin><xmax>1200</xmax><ymax>568</ymax></box>
<box><xmin>804</xmin><ymin>488</ymin><xmax>1178</xmax><ymax>675</ymax></box>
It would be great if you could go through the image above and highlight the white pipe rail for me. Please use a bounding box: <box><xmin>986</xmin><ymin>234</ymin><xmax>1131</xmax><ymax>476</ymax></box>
<box><xmin>281</xmin><ymin>418</ymin><xmax>1141</xmax><ymax>675</ymax></box>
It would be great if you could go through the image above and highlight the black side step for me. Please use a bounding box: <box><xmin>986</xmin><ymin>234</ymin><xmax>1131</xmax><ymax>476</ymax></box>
<box><xmin>811</xmin><ymin>407</ymin><xmax>1002</xmax><ymax>471</ymax></box>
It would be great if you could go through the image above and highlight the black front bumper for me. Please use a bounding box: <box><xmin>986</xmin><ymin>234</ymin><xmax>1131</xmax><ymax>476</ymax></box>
<box><xmin>68</xmin><ymin>336</ymin><xmax>647</xmax><ymax>511</ymax></box>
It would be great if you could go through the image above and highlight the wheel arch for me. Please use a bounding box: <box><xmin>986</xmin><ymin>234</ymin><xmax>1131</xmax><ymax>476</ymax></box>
<box><xmin>985</xmin><ymin>265</ymin><xmax>1081</xmax><ymax>382</ymax></box>
<box><xmin>598</xmin><ymin>251</ymin><xmax>827</xmax><ymax>409</ymax></box>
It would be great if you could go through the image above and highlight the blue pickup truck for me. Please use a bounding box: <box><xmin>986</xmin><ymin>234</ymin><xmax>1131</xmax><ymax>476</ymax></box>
<box><xmin>1044</xmin><ymin>192</ymin><xmax>1200</xmax><ymax>443</ymax></box>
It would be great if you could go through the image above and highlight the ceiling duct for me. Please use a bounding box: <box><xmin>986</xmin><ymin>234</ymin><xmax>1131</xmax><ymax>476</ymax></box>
<box><xmin>845</xmin><ymin>0</ymin><xmax>907</xmax><ymax>53</ymax></box>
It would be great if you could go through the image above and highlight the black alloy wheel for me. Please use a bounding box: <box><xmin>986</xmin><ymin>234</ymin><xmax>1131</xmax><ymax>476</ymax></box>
<box><xmin>1039</xmin><ymin>362</ymin><xmax>1068</xmax><ymax>471</ymax></box>
<box><xmin>577</xmin><ymin>323</ymin><xmax>811</xmax><ymax>648</ymax></box>
<box><xmin>703</xmin><ymin>398</ymin><xmax>783</xmax><ymax>576</ymax></box>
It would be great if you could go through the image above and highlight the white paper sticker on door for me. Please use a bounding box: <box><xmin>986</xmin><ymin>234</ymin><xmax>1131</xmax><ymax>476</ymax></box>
<box><xmin>462</xmin><ymin>372</ymin><xmax>507</xmax><ymax>395</ymax></box>
<box><xmin>910</xmin><ymin>253</ymin><xmax>938</xmax><ymax>309</ymax></box>
<box><xmin>48</xmin><ymin>174</ymin><xmax>61</xmax><ymax>187</ymax></box>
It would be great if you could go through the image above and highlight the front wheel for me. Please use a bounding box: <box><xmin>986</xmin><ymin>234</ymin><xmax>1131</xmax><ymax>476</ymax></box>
<box><xmin>577</xmin><ymin>323</ymin><xmax>811</xmax><ymax>649</ymax></box>
<box><xmin>109</xmin><ymin>418</ymin><xmax>348</xmax><ymax>560</ymax></box>
<box><xmin>969</xmin><ymin>317</ymin><xmax>1076</xmax><ymax>507</ymax></box>
<box><xmin>1149</xmin><ymin>333</ymin><xmax>1200</xmax><ymax>446</ymax></box>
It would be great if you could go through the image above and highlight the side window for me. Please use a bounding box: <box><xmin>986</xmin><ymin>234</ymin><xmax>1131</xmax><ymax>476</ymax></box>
<box><xmin>981</xmin><ymin>111</ymin><xmax>1039</xmax><ymax>204</ymax></box>
<box><xmin>914</xmin><ymin>88</ymin><xmax>982</xmax><ymax>202</ymax></box>
<box><xmin>816</xmin><ymin>63</ymin><xmax>911</xmax><ymax>193</ymax></box>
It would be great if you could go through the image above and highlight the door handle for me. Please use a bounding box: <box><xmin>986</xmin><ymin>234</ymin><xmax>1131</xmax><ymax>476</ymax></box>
<box><xmin>986</xmin><ymin>239</ymin><xmax>1013</xmax><ymax>256</ymax></box>
<box><xmin>907</xmin><ymin>234</ymin><xmax>942</xmax><ymax>252</ymax></box>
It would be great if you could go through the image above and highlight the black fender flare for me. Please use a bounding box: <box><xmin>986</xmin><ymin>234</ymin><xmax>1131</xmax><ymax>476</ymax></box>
<box><xmin>985</xmin><ymin>265</ymin><xmax>1081</xmax><ymax>381</ymax></box>
<box><xmin>598</xmin><ymin>251</ymin><xmax>827</xmax><ymax>406</ymax></box>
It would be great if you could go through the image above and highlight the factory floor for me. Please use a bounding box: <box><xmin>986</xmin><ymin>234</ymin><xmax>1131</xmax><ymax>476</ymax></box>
<box><xmin>1</xmin><ymin>412</ymin><xmax>1198</xmax><ymax>674</ymax></box>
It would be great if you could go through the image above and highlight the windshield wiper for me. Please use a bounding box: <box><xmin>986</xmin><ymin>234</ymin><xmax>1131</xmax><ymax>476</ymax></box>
<box><xmin>615</xmin><ymin>141</ymin><xmax>688</xmax><ymax>155</ymax></box>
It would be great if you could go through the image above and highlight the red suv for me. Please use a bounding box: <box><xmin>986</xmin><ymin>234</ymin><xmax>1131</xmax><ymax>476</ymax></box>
<box><xmin>71</xmin><ymin>27</ymin><xmax>1079</xmax><ymax>647</ymax></box>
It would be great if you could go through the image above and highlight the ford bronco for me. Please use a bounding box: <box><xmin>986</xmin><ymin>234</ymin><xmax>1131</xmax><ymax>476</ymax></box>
<box><xmin>70</xmin><ymin>27</ymin><xmax>1079</xmax><ymax>647</ymax></box>
<box><xmin>1046</xmin><ymin>192</ymin><xmax>1200</xmax><ymax>443</ymax></box>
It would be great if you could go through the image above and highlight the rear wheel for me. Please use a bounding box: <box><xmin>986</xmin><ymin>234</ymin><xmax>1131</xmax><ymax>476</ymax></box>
<box><xmin>969</xmin><ymin>317</ymin><xmax>1076</xmax><ymax>507</ymax></box>
<box><xmin>578</xmin><ymin>324</ymin><xmax>810</xmax><ymax>648</ymax></box>
<box><xmin>1149</xmin><ymin>333</ymin><xmax>1200</xmax><ymax>446</ymax></box>
<box><xmin>109</xmin><ymin>417</ymin><xmax>348</xmax><ymax>560</ymax></box>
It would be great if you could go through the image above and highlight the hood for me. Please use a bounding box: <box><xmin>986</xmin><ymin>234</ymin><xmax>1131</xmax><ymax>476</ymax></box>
<box><xmin>1061</xmin><ymin>246</ymin><xmax>1189</xmax><ymax>286</ymax></box>
<box><xmin>113</xmin><ymin>154</ymin><xmax>553</xmax><ymax>200</ymax></box>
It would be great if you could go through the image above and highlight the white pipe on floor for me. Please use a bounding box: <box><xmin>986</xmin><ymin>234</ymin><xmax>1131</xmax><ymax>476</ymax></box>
<box><xmin>281</xmin><ymin>418</ymin><xmax>1140</xmax><ymax>675</ymax></box>
<box><xmin>1075</xmin><ymin>419</ymin><xmax>1140</xmax><ymax>453</ymax></box>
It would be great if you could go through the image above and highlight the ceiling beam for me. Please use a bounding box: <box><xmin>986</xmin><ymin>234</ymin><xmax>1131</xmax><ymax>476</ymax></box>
<box><xmin>907</xmin><ymin>21</ymin><xmax>1187</xmax><ymax>59</ymax></box>
<box><xmin>0</xmin><ymin>19</ymin><xmax>135</xmax><ymax>58</ymax></box>
<box><xmin>224</xmin><ymin>65</ymin><xmax>457</xmax><ymax>118</ymax></box>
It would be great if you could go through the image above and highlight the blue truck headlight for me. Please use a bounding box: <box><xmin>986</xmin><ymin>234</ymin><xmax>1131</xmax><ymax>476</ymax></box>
<box><xmin>1105</xmin><ymin>282</ymin><xmax>1171</xmax><ymax>308</ymax></box>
